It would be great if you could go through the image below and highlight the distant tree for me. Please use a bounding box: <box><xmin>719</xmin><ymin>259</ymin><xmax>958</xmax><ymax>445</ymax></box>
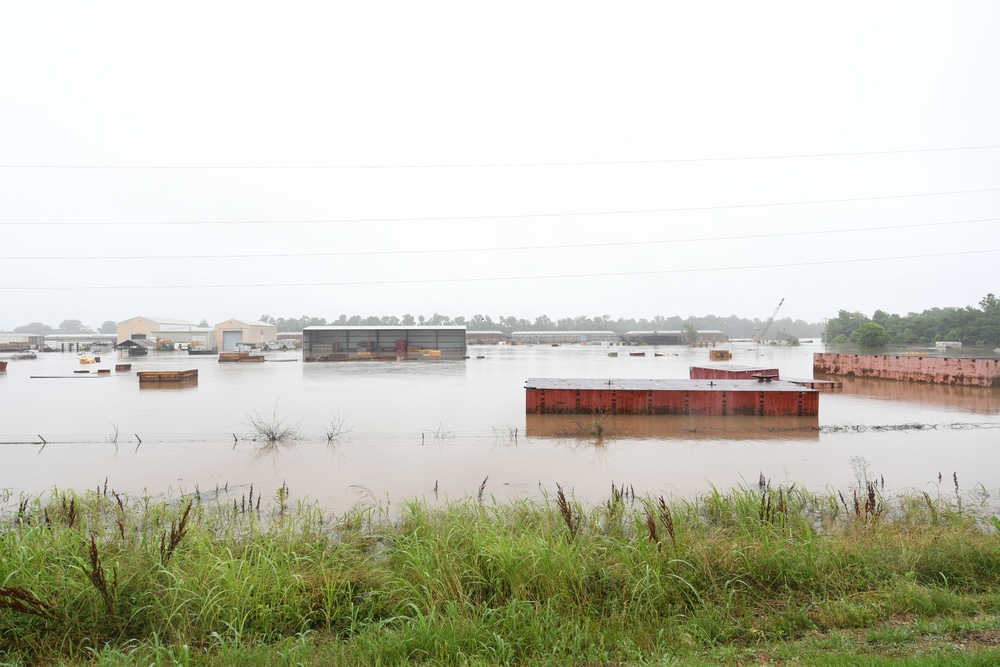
<box><xmin>825</xmin><ymin>310</ymin><xmax>869</xmax><ymax>343</ymax></box>
<box><xmin>59</xmin><ymin>319</ymin><xmax>93</xmax><ymax>333</ymax></box>
<box><xmin>401</xmin><ymin>313</ymin><xmax>416</xmax><ymax>326</ymax></box>
<box><xmin>14</xmin><ymin>322</ymin><xmax>53</xmax><ymax>334</ymax></box>
<box><xmin>980</xmin><ymin>293</ymin><xmax>999</xmax><ymax>311</ymax></box>
<box><xmin>682</xmin><ymin>321</ymin><xmax>698</xmax><ymax>344</ymax></box>
<box><xmin>198</xmin><ymin>319</ymin><xmax>209</xmax><ymax>327</ymax></box>
<box><xmin>99</xmin><ymin>320</ymin><xmax>117</xmax><ymax>334</ymax></box>
<box><xmin>855</xmin><ymin>322</ymin><xmax>891</xmax><ymax>348</ymax></box>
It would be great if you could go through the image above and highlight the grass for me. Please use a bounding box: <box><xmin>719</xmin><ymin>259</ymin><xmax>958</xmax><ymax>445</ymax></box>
<box><xmin>2</xmin><ymin>480</ymin><xmax>1000</xmax><ymax>665</ymax></box>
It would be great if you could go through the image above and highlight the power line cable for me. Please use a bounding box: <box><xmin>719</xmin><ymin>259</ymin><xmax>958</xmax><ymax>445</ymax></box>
<box><xmin>2</xmin><ymin>248</ymin><xmax>995</xmax><ymax>290</ymax></box>
<box><xmin>1</xmin><ymin>217</ymin><xmax>995</xmax><ymax>261</ymax></box>
<box><xmin>1</xmin><ymin>145</ymin><xmax>998</xmax><ymax>170</ymax></box>
<box><xmin>2</xmin><ymin>187</ymin><xmax>998</xmax><ymax>227</ymax></box>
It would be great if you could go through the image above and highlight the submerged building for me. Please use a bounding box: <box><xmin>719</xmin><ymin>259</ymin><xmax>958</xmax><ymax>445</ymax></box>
<box><xmin>302</xmin><ymin>326</ymin><xmax>467</xmax><ymax>361</ymax></box>
<box><xmin>510</xmin><ymin>331</ymin><xmax>620</xmax><ymax>345</ymax></box>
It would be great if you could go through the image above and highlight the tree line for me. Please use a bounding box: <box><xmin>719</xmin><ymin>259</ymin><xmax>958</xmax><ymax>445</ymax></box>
<box><xmin>258</xmin><ymin>313</ymin><xmax>823</xmax><ymax>338</ymax></box>
<box><xmin>825</xmin><ymin>293</ymin><xmax>1000</xmax><ymax>347</ymax></box>
<box><xmin>9</xmin><ymin>319</ymin><xmax>117</xmax><ymax>335</ymax></box>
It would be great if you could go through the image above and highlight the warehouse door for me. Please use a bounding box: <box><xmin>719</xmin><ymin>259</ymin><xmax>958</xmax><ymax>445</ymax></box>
<box><xmin>222</xmin><ymin>331</ymin><xmax>243</xmax><ymax>351</ymax></box>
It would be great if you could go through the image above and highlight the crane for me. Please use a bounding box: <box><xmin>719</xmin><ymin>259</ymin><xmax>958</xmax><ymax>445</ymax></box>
<box><xmin>754</xmin><ymin>298</ymin><xmax>784</xmax><ymax>344</ymax></box>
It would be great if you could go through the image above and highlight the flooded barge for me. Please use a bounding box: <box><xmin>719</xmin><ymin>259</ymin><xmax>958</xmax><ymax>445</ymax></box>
<box><xmin>137</xmin><ymin>369</ymin><xmax>199</xmax><ymax>384</ymax></box>
<box><xmin>525</xmin><ymin>378</ymin><xmax>819</xmax><ymax>416</ymax></box>
<box><xmin>814</xmin><ymin>353</ymin><xmax>1000</xmax><ymax>387</ymax></box>
<box><xmin>689</xmin><ymin>364</ymin><xmax>780</xmax><ymax>381</ymax></box>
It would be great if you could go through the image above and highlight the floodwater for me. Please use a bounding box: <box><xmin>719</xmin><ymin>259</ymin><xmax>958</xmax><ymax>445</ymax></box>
<box><xmin>2</xmin><ymin>341</ymin><xmax>999</xmax><ymax>511</ymax></box>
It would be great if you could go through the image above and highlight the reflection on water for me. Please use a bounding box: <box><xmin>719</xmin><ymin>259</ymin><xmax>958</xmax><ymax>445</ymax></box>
<box><xmin>525</xmin><ymin>414</ymin><xmax>820</xmax><ymax>440</ymax></box>
<box><xmin>138</xmin><ymin>380</ymin><xmax>199</xmax><ymax>391</ymax></box>
<box><xmin>2</xmin><ymin>342</ymin><xmax>999</xmax><ymax>511</ymax></box>
<box><xmin>827</xmin><ymin>375</ymin><xmax>1000</xmax><ymax>414</ymax></box>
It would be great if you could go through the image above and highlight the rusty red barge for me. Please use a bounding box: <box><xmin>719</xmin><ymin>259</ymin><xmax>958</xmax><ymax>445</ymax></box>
<box><xmin>525</xmin><ymin>378</ymin><xmax>819</xmax><ymax>416</ymax></box>
<box><xmin>689</xmin><ymin>364</ymin><xmax>780</xmax><ymax>381</ymax></box>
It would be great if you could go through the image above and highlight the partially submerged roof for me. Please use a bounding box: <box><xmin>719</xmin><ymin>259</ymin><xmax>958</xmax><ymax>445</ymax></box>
<box><xmin>511</xmin><ymin>330</ymin><xmax>617</xmax><ymax>335</ymax></box>
<box><xmin>304</xmin><ymin>325</ymin><xmax>467</xmax><ymax>331</ymax></box>
<box><xmin>625</xmin><ymin>330</ymin><xmax>726</xmax><ymax>335</ymax></box>
<box><xmin>216</xmin><ymin>319</ymin><xmax>276</xmax><ymax>327</ymax></box>
<box><xmin>119</xmin><ymin>316</ymin><xmax>195</xmax><ymax>327</ymax></box>
<box><xmin>115</xmin><ymin>339</ymin><xmax>157</xmax><ymax>349</ymax></box>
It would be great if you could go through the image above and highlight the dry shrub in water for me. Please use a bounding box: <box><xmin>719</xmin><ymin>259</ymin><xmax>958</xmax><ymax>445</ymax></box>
<box><xmin>246</xmin><ymin>405</ymin><xmax>302</xmax><ymax>443</ymax></box>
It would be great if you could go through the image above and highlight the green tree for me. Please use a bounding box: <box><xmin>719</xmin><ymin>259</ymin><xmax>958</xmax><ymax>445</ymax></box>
<box><xmin>99</xmin><ymin>320</ymin><xmax>117</xmax><ymax>334</ymax></box>
<box><xmin>14</xmin><ymin>322</ymin><xmax>53</xmax><ymax>334</ymax></box>
<box><xmin>855</xmin><ymin>322</ymin><xmax>891</xmax><ymax>348</ymax></box>
<box><xmin>59</xmin><ymin>319</ymin><xmax>93</xmax><ymax>333</ymax></box>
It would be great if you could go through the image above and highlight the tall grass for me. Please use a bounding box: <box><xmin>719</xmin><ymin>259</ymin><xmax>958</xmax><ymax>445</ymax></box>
<box><xmin>1</xmin><ymin>479</ymin><xmax>999</xmax><ymax>665</ymax></box>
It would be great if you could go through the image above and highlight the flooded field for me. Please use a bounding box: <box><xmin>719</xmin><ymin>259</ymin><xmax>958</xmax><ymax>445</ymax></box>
<box><xmin>2</xmin><ymin>342</ymin><xmax>999</xmax><ymax>511</ymax></box>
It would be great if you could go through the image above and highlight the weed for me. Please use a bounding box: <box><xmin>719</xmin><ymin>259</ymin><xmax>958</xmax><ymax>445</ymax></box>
<box><xmin>159</xmin><ymin>500</ymin><xmax>192</xmax><ymax>566</ymax></box>
<box><xmin>325</xmin><ymin>411</ymin><xmax>353</xmax><ymax>443</ymax></box>
<box><xmin>0</xmin><ymin>587</ymin><xmax>56</xmax><ymax>620</ymax></box>
<box><xmin>246</xmin><ymin>404</ymin><xmax>302</xmax><ymax>443</ymax></box>
<box><xmin>83</xmin><ymin>534</ymin><xmax>116</xmax><ymax>615</ymax></box>
<box><xmin>555</xmin><ymin>483</ymin><xmax>579</xmax><ymax>538</ymax></box>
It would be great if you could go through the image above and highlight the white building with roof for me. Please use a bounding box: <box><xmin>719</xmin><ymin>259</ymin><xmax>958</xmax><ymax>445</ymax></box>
<box><xmin>117</xmin><ymin>316</ymin><xmax>198</xmax><ymax>345</ymax></box>
<box><xmin>214</xmin><ymin>318</ymin><xmax>278</xmax><ymax>351</ymax></box>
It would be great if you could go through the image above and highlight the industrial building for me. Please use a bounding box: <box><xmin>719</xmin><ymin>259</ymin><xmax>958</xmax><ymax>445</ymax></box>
<box><xmin>302</xmin><ymin>326</ymin><xmax>467</xmax><ymax>361</ymax></box>
<box><xmin>623</xmin><ymin>330</ymin><xmax>729</xmax><ymax>345</ymax></box>
<box><xmin>214</xmin><ymin>319</ymin><xmax>278</xmax><ymax>352</ymax></box>
<box><xmin>117</xmin><ymin>316</ymin><xmax>201</xmax><ymax>345</ymax></box>
<box><xmin>0</xmin><ymin>333</ymin><xmax>45</xmax><ymax>351</ymax></box>
<box><xmin>466</xmin><ymin>330</ymin><xmax>507</xmax><ymax>345</ymax></box>
<box><xmin>510</xmin><ymin>331</ymin><xmax>620</xmax><ymax>345</ymax></box>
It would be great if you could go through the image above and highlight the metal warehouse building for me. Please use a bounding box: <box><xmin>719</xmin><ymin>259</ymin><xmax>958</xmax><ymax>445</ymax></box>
<box><xmin>510</xmin><ymin>331</ymin><xmax>620</xmax><ymax>344</ymax></box>
<box><xmin>303</xmin><ymin>326</ymin><xmax>467</xmax><ymax>361</ymax></box>
<box><xmin>214</xmin><ymin>319</ymin><xmax>278</xmax><ymax>351</ymax></box>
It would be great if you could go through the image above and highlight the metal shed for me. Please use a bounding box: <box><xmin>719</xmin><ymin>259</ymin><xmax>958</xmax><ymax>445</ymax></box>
<box><xmin>303</xmin><ymin>326</ymin><xmax>467</xmax><ymax>361</ymax></box>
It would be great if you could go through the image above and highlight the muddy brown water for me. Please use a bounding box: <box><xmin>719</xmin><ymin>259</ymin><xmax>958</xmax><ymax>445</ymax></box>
<box><xmin>2</xmin><ymin>341</ymin><xmax>999</xmax><ymax>511</ymax></box>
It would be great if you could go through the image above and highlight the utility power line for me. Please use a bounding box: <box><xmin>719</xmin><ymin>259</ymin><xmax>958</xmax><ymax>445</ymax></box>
<box><xmin>1</xmin><ymin>145</ymin><xmax>997</xmax><ymax>170</ymax></box>
<box><xmin>1</xmin><ymin>217</ymin><xmax>995</xmax><ymax>262</ymax></box>
<box><xmin>2</xmin><ymin>187</ymin><xmax>997</xmax><ymax>227</ymax></box>
<box><xmin>2</xmin><ymin>248</ymin><xmax>995</xmax><ymax>291</ymax></box>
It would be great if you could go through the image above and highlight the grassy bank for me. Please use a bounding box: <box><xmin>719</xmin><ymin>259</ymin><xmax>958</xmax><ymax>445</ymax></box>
<box><xmin>2</xmin><ymin>479</ymin><xmax>1000</xmax><ymax>665</ymax></box>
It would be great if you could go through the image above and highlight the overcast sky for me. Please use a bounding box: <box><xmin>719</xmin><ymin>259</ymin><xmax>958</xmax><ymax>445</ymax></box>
<box><xmin>2</xmin><ymin>2</ymin><xmax>998</xmax><ymax>330</ymax></box>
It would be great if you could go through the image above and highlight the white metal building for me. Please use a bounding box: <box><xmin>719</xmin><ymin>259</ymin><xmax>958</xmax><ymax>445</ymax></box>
<box><xmin>214</xmin><ymin>319</ymin><xmax>278</xmax><ymax>351</ymax></box>
<box><xmin>117</xmin><ymin>316</ymin><xmax>198</xmax><ymax>345</ymax></box>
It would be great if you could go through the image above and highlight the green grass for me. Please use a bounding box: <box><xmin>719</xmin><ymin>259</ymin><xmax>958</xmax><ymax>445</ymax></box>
<box><xmin>2</xmin><ymin>481</ymin><xmax>1000</xmax><ymax>665</ymax></box>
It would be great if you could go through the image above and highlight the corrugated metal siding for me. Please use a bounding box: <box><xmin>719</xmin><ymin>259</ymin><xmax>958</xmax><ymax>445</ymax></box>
<box><xmin>303</xmin><ymin>327</ymin><xmax>467</xmax><ymax>360</ymax></box>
